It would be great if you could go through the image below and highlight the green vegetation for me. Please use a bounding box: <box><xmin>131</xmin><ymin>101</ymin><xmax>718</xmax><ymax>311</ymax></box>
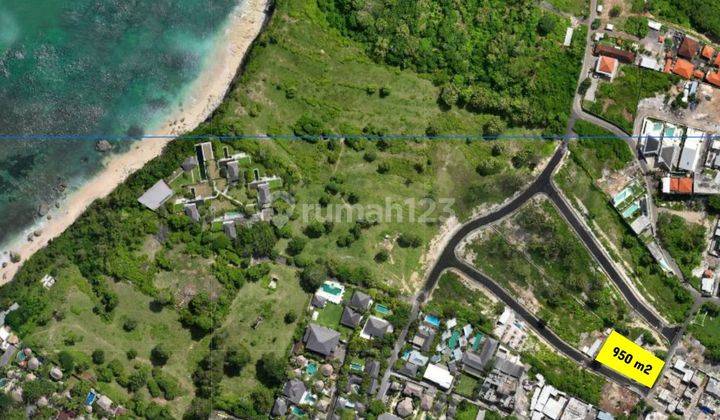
<box><xmin>621</xmin><ymin>16</ymin><xmax>650</xmax><ymax>38</ymax></box>
<box><xmin>648</xmin><ymin>0</ymin><xmax>720</xmax><ymax>40</ymax></box>
<box><xmin>555</xmin><ymin>142</ymin><xmax>693</xmax><ymax>323</ymax></box>
<box><xmin>523</xmin><ymin>345</ymin><xmax>605</xmax><ymax>404</ymax></box>
<box><xmin>689</xmin><ymin>302</ymin><xmax>720</xmax><ymax>362</ymax></box>
<box><xmin>546</xmin><ymin>0</ymin><xmax>589</xmax><ymax>16</ymax></box>
<box><xmin>456</xmin><ymin>401</ymin><xmax>481</xmax><ymax>420</ymax></box>
<box><xmin>318</xmin><ymin>0</ymin><xmax>587</xmax><ymax>134</ymax></box>
<box><xmin>584</xmin><ymin>67</ymin><xmax>677</xmax><ymax>133</ymax></box>
<box><xmin>571</xmin><ymin>121</ymin><xmax>634</xmax><ymax>178</ymax></box>
<box><xmin>657</xmin><ymin>213</ymin><xmax>706</xmax><ymax>279</ymax></box>
<box><xmin>425</xmin><ymin>272</ymin><xmax>495</xmax><ymax>333</ymax></box>
<box><xmin>455</xmin><ymin>374</ymin><xmax>479</xmax><ymax>398</ymax></box>
<box><xmin>469</xmin><ymin>200</ymin><xmax>630</xmax><ymax>345</ymax></box>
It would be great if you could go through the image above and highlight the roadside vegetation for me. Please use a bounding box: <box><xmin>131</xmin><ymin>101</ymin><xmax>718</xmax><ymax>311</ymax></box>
<box><xmin>647</xmin><ymin>0</ymin><xmax>720</xmax><ymax>40</ymax></box>
<box><xmin>523</xmin><ymin>341</ymin><xmax>605</xmax><ymax>405</ymax></box>
<box><xmin>583</xmin><ymin>66</ymin><xmax>677</xmax><ymax>133</ymax></box>
<box><xmin>656</xmin><ymin>213</ymin><xmax>706</xmax><ymax>279</ymax></box>
<box><xmin>425</xmin><ymin>271</ymin><xmax>499</xmax><ymax>333</ymax></box>
<box><xmin>555</xmin><ymin>138</ymin><xmax>693</xmax><ymax>323</ymax></box>
<box><xmin>468</xmin><ymin>199</ymin><xmax>631</xmax><ymax>345</ymax></box>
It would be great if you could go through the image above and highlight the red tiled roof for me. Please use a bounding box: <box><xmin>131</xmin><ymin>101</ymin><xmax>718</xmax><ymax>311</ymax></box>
<box><xmin>694</xmin><ymin>70</ymin><xmax>705</xmax><ymax>79</ymax></box>
<box><xmin>594</xmin><ymin>44</ymin><xmax>636</xmax><ymax>63</ymax></box>
<box><xmin>663</xmin><ymin>58</ymin><xmax>673</xmax><ymax>73</ymax></box>
<box><xmin>678</xmin><ymin>37</ymin><xmax>700</xmax><ymax>59</ymax></box>
<box><xmin>707</xmin><ymin>71</ymin><xmax>720</xmax><ymax>87</ymax></box>
<box><xmin>677</xmin><ymin>178</ymin><xmax>693</xmax><ymax>194</ymax></box>
<box><xmin>673</xmin><ymin>59</ymin><xmax>695</xmax><ymax>79</ymax></box>
<box><xmin>597</xmin><ymin>56</ymin><xmax>618</xmax><ymax>74</ymax></box>
<box><xmin>715</xmin><ymin>54</ymin><xmax>720</xmax><ymax>67</ymax></box>
<box><xmin>702</xmin><ymin>45</ymin><xmax>716</xmax><ymax>60</ymax></box>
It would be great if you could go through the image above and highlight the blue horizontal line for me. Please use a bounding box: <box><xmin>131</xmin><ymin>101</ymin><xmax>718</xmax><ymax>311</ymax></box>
<box><xmin>0</xmin><ymin>134</ymin><xmax>713</xmax><ymax>141</ymax></box>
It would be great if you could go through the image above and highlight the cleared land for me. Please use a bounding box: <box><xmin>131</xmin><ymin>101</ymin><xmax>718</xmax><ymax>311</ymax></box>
<box><xmin>467</xmin><ymin>198</ymin><xmax>631</xmax><ymax>346</ymax></box>
<box><xmin>554</xmin><ymin>139</ymin><xmax>692</xmax><ymax>323</ymax></box>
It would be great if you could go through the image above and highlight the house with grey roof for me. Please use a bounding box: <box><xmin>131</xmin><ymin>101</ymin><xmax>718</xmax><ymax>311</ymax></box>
<box><xmin>223</xmin><ymin>221</ymin><xmax>237</xmax><ymax>240</ymax></box>
<box><xmin>303</xmin><ymin>324</ymin><xmax>340</xmax><ymax>357</ymax></box>
<box><xmin>361</xmin><ymin>316</ymin><xmax>393</xmax><ymax>339</ymax></box>
<box><xmin>311</xmin><ymin>295</ymin><xmax>327</xmax><ymax>308</ymax></box>
<box><xmin>642</xmin><ymin>136</ymin><xmax>661</xmax><ymax>157</ymax></box>
<box><xmin>378</xmin><ymin>414</ymin><xmax>402</xmax><ymax>420</ymax></box>
<box><xmin>226</xmin><ymin>160</ymin><xmax>240</xmax><ymax>183</ymax></box>
<box><xmin>341</xmin><ymin>306</ymin><xmax>363</xmax><ymax>329</ymax></box>
<box><xmin>283</xmin><ymin>379</ymin><xmax>307</xmax><ymax>405</ymax></box>
<box><xmin>348</xmin><ymin>291</ymin><xmax>373</xmax><ymax>312</ymax></box>
<box><xmin>493</xmin><ymin>358</ymin><xmax>524</xmax><ymax>379</ymax></box>
<box><xmin>181</xmin><ymin>156</ymin><xmax>198</xmax><ymax>172</ymax></box>
<box><xmin>365</xmin><ymin>359</ymin><xmax>380</xmax><ymax>378</ymax></box>
<box><xmin>658</xmin><ymin>144</ymin><xmax>680</xmax><ymax>171</ymax></box>
<box><xmin>257</xmin><ymin>182</ymin><xmax>272</xmax><ymax>208</ymax></box>
<box><xmin>462</xmin><ymin>338</ymin><xmax>498</xmax><ymax>378</ymax></box>
<box><xmin>138</xmin><ymin>180</ymin><xmax>173</xmax><ymax>211</ymax></box>
<box><xmin>184</xmin><ymin>203</ymin><xmax>200</xmax><ymax>223</ymax></box>
<box><xmin>271</xmin><ymin>397</ymin><xmax>288</xmax><ymax>417</ymax></box>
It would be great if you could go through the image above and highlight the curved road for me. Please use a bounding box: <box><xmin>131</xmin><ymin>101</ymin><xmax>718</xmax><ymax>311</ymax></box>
<box><xmin>418</xmin><ymin>141</ymin><xmax>680</xmax><ymax>393</ymax></box>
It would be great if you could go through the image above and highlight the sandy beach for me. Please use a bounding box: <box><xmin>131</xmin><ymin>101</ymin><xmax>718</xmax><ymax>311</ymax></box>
<box><xmin>0</xmin><ymin>0</ymin><xmax>270</xmax><ymax>285</ymax></box>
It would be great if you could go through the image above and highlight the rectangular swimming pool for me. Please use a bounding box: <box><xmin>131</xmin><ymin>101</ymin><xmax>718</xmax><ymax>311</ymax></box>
<box><xmin>622</xmin><ymin>202</ymin><xmax>640</xmax><ymax>218</ymax></box>
<box><xmin>424</xmin><ymin>314</ymin><xmax>441</xmax><ymax>327</ymax></box>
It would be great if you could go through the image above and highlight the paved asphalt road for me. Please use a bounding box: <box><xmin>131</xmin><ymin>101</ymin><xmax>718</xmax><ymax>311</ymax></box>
<box><xmin>417</xmin><ymin>141</ymin><xmax>679</xmax><ymax>393</ymax></box>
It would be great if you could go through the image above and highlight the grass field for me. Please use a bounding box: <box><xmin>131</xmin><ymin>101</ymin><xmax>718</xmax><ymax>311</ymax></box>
<box><xmin>689</xmin><ymin>303</ymin><xmax>720</xmax><ymax>363</ymax></box>
<box><xmin>546</xmin><ymin>0</ymin><xmax>589</xmax><ymax>16</ymax></box>
<box><xmin>583</xmin><ymin>66</ymin><xmax>677</xmax><ymax>133</ymax></box>
<box><xmin>23</xmin><ymin>266</ymin><xmax>201</xmax><ymax>417</ymax></box>
<box><xmin>468</xmin><ymin>199</ymin><xmax>630</xmax><ymax>345</ymax></box>
<box><xmin>456</xmin><ymin>401</ymin><xmax>481</xmax><ymax>420</ymax></box>
<box><xmin>216</xmin><ymin>263</ymin><xmax>308</xmax><ymax>396</ymax></box>
<box><xmin>455</xmin><ymin>373</ymin><xmax>479</xmax><ymax>398</ymax></box>
<box><xmin>554</xmin><ymin>145</ymin><xmax>693</xmax><ymax>323</ymax></box>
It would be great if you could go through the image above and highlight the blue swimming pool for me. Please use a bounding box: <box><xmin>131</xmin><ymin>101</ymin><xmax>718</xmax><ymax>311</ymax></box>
<box><xmin>306</xmin><ymin>362</ymin><xmax>318</xmax><ymax>376</ymax></box>
<box><xmin>85</xmin><ymin>390</ymin><xmax>97</xmax><ymax>406</ymax></box>
<box><xmin>291</xmin><ymin>406</ymin><xmax>306</xmax><ymax>416</ymax></box>
<box><xmin>622</xmin><ymin>202</ymin><xmax>640</xmax><ymax>218</ymax></box>
<box><xmin>424</xmin><ymin>315</ymin><xmax>441</xmax><ymax>327</ymax></box>
<box><xmin>613</xmin><ymin>187</ymin><xmax>632</xmax><ymax>207</ymax></box>
<box><xmin>375</xmin><ymin>304</ymin><xmax>391</xmax><ymax>315</ymax></box>
<box><xmin>322</xmin><ymin>283</ymin><xmax>343</xmax><ymax>296</ymax></box>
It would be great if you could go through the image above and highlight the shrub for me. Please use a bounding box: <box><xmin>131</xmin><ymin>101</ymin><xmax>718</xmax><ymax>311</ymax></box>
<box><xmin>151</xmin><ymin>344</ymin><xmax>171</xmax><ymax>366</ymax></box>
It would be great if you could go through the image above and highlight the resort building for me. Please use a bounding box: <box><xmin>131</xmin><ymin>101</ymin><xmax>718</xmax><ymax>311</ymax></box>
<box><xmin>595</xmin><ymin>56</ymin><xmax>619</xmax><ymax>79</ymax></box>
<box><xmin>137</xmin><ymin>180</ymin><xmax>173</xmax><ymax>211</ymax></box>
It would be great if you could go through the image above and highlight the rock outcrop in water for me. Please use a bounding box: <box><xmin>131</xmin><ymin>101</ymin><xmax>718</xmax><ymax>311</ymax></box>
<box><xmin>95</xmin><ymin>140</ymin><xmax>113</xmax><ymax>152</ymax></box>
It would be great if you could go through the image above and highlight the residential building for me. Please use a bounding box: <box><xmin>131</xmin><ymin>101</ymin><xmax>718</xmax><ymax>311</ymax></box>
<box><xmin>184</xmin><ymin>203</ymin><xmax>200</xmax><ymax>223</ymax></box>
<box><xmin>303</xmin><ymin>324</ymin><xmax>340</xmax><ymax>357</ymax></box>
<box><xmin>137</xmin><ymin>180</ymin><xmax>173</xmax><ymax>210</ymax></box>
<box><xmin>361</xmin><ymin>316</ymin><xmax>393</xmax><ymax>339</ymax></box>
<box><xmin>340</xmin><ymin>306</ymin><xmax>363</xmax><ymax>329</ymax></box>
<box><xmin>678</xmin><ymin>37</ymin><xmax>700</xmax><ymax>59</ymax></box>
<box><xmin>593</xmin><ymin>44</ymin><xmax>636</xmax><ymax>63</ymax></box>
<box><xmin>349</xmin><ymin>290</ymin><xmax>373</xmax><ymax>312</ymax></box>
<box><xmin>595</xmin><ymin>56</ymin><xmax>619</xmax><ymax>79</ymax></box>
<box><xmin>423</xmin><ymin>363</ymin><xmax>454</xmax><ymax>390</ymax></box>
<box><xmin>283</xmin><ymin>379</ymin><xmax>307</xmax><ymax>405</ymax></box>
<box><xmin>673</xmin><ymin>59</ymin><xmax>695</xmax><ymax>79</ymax></box>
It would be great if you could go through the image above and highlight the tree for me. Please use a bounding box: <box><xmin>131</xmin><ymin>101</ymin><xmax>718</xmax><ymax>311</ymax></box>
<box><xmin>92</xmin><ymin>349</ymin><xmax>105</xmax><ymax>365</ymax></box>
<box><xmin>610</xmin><ymin>5</ymin><xmax>622</xmax><ymax>17</ymax></box>
<box><xmin>377</xmin><ymin>162</ymin><xmax>390</xmax><ymax>174</ymax></box>
<box><xmin>284</xmin><ymin>311</ymin><xmax>298</xmax><ymax>324</ymax></box>
<box><xmin>398</xmin><ymin>233</ymin><xmax>422</xmax><ymax>248</ymax></box>
<box><xmin>225</xmin><ymin>345</ymin><xmax>252</xmax><ymax>376</ymax></box>
<box><xmin>286</xmin><ymin>237</ymin><xmax>307</xmax><ymax>255</ymax></box>
<box><xmin>708</xmin><ymin>195</ymin><xmax>720</xmax><ymax>213</ymax></box>
<box><xmin>379</xmin><ymin>86</ymin><xmax>391</xmax><ymax>97</ymax></box>
<box><xmin>256</xmin><ymin>353</ymin><xmax>286</xmax><ymax>387</ymax></box>
<box><xmin>293</xmin><ymin>114</ymin><xmax>324</xmax><ymax>141</ymax></box>
<box><xmin>58</xmin><ymin>351</ymin><xmax>75</xmax><ymax>372</ymax></box>
<box><xmin>578</xmin><ymin>78</ymin><xmax>592</xmax><ymax>95</ymax></box>
<box><xmin>23</xmin><ymin>379</ymin><xmax>56</xmax><ymax>403</ymax></box>
<box><xmin>537</xmin><ymin>15</ymin><xmax>556</xmax><ymax>36</ymax></box>
<box><xmin>127</xmin><ymin>349</ymin><xmax>138</xmax><ymax>360</ymax></box>
<box><xmin>300</xmin><ymin>264</ymin><xmax>327</xmax><ymax>292</ymax></box>
<box><xmin>123</xmin><ymin>318</ymin><xmax>138</xmax><ymax>332</ymax></box>
<box><xmin>185</xmin><ymin>398</ymin><xmax>212</xmax><ymax>419</ymax></box>
<box><xmin>374</xmin><ymin>250</ymin><xmax>389</xmax><ymax>263</ymax></box>
<box><xmin>151</xmin><ymin>344</ymin><xmax>171</xmax><ymax>366</ymax></box>
<box><xmin>304</xmin><ymin>220</ymin><xmax>326</xmax><ymax>238</ymax></box>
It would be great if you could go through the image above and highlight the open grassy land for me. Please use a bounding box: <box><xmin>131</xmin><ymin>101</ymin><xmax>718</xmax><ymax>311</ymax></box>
<box><xmin>468</xmin><ymin>198</ymin><xmax>631</xmax><ymax>346</ymax></box>
<box><xmin>583</xmin><ymin>66</ymin><xmax>677</xmax><ymax>133</ymax></box>
<box><xmin>523</xmin><ymin>340</ymin><xmax>605</xmax><ymax>405</ymax></box>
<box><xmin>689</xmin><ymin>303</ymin><xmax>720</xmax><ymax>363</ymax></box>
<box><xmin>656</xmin><ymin>213</ymin><xmax>707</xmax><ymax>280</ymax></box>
<box><xmin>23</xmin><ymin>266</ymin><xmax>201</xmax><ymax>418</ymax></box>
<box><xmin>547</xmin><ymin>0</ymin><xmax>589</xmax><ymax>16</ymax></box>
<box><xmin>555</xmin><ymin>138</ymin><xmax>693</xmax><ymax>323</ymax></box>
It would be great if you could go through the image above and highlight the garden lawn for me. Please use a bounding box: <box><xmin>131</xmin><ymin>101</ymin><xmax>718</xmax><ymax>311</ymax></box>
<box><xmin>216</xmin><ymin>264</ymin><xmax>309</xmax><ymax>396</ymax></box>
<box><xmin>455</xmin><ymin>373</ymin><xmax>479</xmax><ymax>398</ymax></box>
<box><xmin>583</xmin><ymin>66</ymin><xmax>677</xmax><ymax>133</ymax></box>
<box><xmin>689</xmin><ymin>303</ymin><xmax>720</xmax><ymax>363</ymax></box>
<box><xmin>554</xmin><ymin>147</ymin><xmax>692</xmax><ymax>323</ymax></box>
<box><xmin>23</xmin><ymin>266</ymin><xmax>200</xmax><ymax>418</ymax></box>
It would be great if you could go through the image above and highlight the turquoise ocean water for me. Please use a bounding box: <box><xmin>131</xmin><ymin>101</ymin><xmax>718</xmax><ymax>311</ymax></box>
<box><xmin>0</xmin><ymin>0</ymin><xmax>238</xmax><ymax>246</ymax></box>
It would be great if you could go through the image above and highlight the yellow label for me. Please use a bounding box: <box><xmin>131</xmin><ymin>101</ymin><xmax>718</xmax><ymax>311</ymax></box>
<box><xmin>594</xmin><ymin>330</ymin><xmax>665</xmax><ymax>388</ymax></box>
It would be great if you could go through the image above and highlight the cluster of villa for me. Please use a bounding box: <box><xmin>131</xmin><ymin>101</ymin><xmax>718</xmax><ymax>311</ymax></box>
<box><xmin>137</xmin><ymin>142</ymin><xmax>283</xmax><ymax>233</ymax></box>
<box><xmin>271</xmin><ymin>280</ymin><xmax>398</xmax><ymax>419</ymax></box>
